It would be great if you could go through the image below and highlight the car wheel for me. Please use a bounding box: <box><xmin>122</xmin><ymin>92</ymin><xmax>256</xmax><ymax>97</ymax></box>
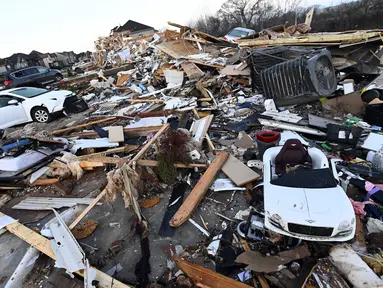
<box><xmin>32</xmin><ymin>107</ymin><xmax>52</xmax><ymax>123</ymax></box>
<box><xmin>55</xmin><ymin>74</ymin><xmax>63</xmax><ymax>81</ymax></box>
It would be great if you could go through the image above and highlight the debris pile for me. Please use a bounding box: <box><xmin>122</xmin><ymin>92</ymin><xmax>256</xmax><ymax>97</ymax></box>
<box><xmin>2</xmin><ymin>14</ymin><xmax>383</xmax><ymax>288</ymax></box>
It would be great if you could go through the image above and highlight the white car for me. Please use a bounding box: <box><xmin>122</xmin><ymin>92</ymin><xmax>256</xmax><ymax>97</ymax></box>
<box><xmin>263</xmin><ymin>143</ymin><xmax>356</xmax><ymax>242</ymax></box>
<box><xmin>0</xmin><ymin>87</ymin><xmax>75</xmax><ymax>129</ymax></box>
<box><xmin>224</xmin><ymin>27</ymin><xmax>256</xmax><ymax>42</ymax></box>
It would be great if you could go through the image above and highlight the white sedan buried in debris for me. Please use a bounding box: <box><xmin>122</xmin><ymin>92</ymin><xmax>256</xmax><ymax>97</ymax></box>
<box><xmin>263</xmin><ymin>141</ymin><xmax>356</xmax><ymax>242</ymax></box>
<box><xmin>0</xmin><ymin>87</ymin><xmax>76</xmax><ymax>129</ymax></box>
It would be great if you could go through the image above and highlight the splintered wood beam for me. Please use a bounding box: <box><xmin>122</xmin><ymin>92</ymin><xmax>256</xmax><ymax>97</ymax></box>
<box><xmin>136</xmin><ymin>159</ymin><xmax>208</xmax><ymax>169</ymax></box>
<box><xmin>69</xmin><ymin>190</ymin><xmax>107</xmax><ymax>230</ymax></box>
<box><xmin>69</xmin><ymin>126</ymin><xmax>163</xmax><ymax>138</ymax></box>
<box><xmin>127</xmin><ymin>124</ymin><xmax>170</xmax><ymax>166</ymax></box>
<box><xmin>52</xmin><ymin>117</ymin><xmax>116</xmax><ymax>135</ymax></box>
<box><xmin>0</xmin><ymin>212</ymin><xmax>132</xmax><ymax>288</ymax></box>
<box><xmin>69</xmin><ymin>125</ymin><xmax>169</xmax><ymax>231</ymax></box>
<box><xmin>75</xmin><ymin>145</ymin><xmax>139</xmax><ymax>160</ymax></box>
<box><xmin>170</xmin><ymin>152</ymin><xmax>229</xmax><ymax>227</ymax></box>
<box><xmin>174</xmin><ymin>257</ymin><xmax>252</xmax><ymax>288</ymax></box>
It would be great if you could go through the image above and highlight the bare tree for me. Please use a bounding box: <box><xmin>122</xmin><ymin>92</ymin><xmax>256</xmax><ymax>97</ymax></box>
<box><xmin>218</xmin><ymin>0</ymin><xmax>265</xmax><ymax>27</ymax></box>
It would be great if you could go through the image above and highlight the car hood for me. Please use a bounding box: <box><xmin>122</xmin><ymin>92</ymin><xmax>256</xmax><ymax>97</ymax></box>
<box><xmin>265</xmin><ymin>185</ymin><xmax>350</xmax><ymax>226</ymax></box>
<box><xmin>36</xmin><ymin>90</ymin><xmax>72</xmax><ymax>101</ymax></box>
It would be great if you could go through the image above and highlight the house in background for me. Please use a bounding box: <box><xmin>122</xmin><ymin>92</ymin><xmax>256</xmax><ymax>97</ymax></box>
<box><xmin>111</xmin><ymin>20</ymin><xmax>154</xmax><ymax>38</ymax></box>
<box><xmin>3</xmin><ymin>53</ymin><xmax>30</xmax><ymax>71</ymax></box>
<box><xmin>62</xmin><ymin>51</ymin><xmax>77</xmax><ymax>65</ymax></box>
<box><xmin>29</xmin><ymin>50</ymin><xmax>52</xmax><ymax>67</ymax></box>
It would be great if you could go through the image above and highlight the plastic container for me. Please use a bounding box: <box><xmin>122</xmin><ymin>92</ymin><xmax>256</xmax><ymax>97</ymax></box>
<box><xmin>326</xmin><ymin>124</ymin><xmax>363</xmax><ymax>146</ymax></box>
<box><xmin>256</xmin><ymin>131</ymin><xmax>280</xmax><ymax>160</ymax></box>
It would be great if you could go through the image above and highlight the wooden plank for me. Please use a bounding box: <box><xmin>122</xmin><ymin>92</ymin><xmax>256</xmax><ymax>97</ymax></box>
<box><xmin>78</xmin><ymin>156</ymin><xmax>128</xmax><ymax>165</ymax></box>
<box><xmin>0</xmin><ymin>212</ymin><xmax>131</xmax><ymax>288</ymax></box>
<box><xmin>69</xmin><ymin>126</ymin><xmax>163</xmax><ymax>138</ymax></box>
<box><xmin>174</xmin><ymin>257</ymin><xmax>252</xmax><ymax>288</ymax></box>
<box><xmin>108</xmin><ymin>126</ymin><xmax>125</xmax><ymax>142</ymax></box>
<box><xmin>52</xmin><ymin>117</ymin><xmax>116</xmax><ymax>135</ymax></box>
<box><xmin>222</xmin><ymin>155</ymin><xmax>260</xmax><ymax>186</ymax></box>
<box><xmin>170</xmin><ymin>152</ymin><xmax>228</xmax><ymax>227</ymax></box>
<box><xmin>238</xmin><ymin>31</ymin><xmax>381</xmax><ymax>47</ymax></box>
<box><xmin>181</xmin><ymin>61</ymin><xmax>205</xmax><ymax>80</ymax></box>
<box><xmin>127</xmin><ymin>124</ymin><xmax>170</xmax><ymax>166</ymax></box>
<box><xmin>116</xmin><ymin>73</ymin><xmax>130</xmax><ymax>86</ymax></box>
<box><xmin>79</xmin><ymin>161</ymin><xmax>105</xmax><ymax>168</ymax></box>
<box><xmin>126</xmin><ymin>99</ymin><xmax>164</xmax><ymax>103</ymax></box>
<box><xmin>0</xmin><ymin>194</ymin><xmax>12</xmax><ymax>207</ymax></box>
<box><xmin>75</xmin><ymin>145</ymin><xmax>139</xmax><ymax>160</ymax></box>
<box><xmin>31</xmin><ymin>178</ymin><xmax>60</xmax><ymax>185</ymax></box>
<box><xmin>136</xmin><ymin>159</ymin><xmax>208</xmax><ymax>169</ymax></box>
<box><xmin>69</xmin><ymin>190</ymin><xmax>107</xmax><ymax>230</ymax></box>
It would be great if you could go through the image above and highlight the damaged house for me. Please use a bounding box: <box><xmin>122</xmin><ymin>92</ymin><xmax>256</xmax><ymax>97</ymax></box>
<box><xmin>111</xmin><ymin>20</ymin><xmax>155</xmax><ymax>38</ymax></box>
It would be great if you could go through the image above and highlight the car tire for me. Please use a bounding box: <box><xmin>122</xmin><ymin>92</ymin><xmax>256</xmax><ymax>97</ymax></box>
<box><xmin>55</xmin><ymin>74</ymin><xmax>63</xmax><ymax>81</ymax></box>
<box><xmin>31</xmin><ymin>107</ymin><xmax>52</xmax><ymax>123</ymax></box>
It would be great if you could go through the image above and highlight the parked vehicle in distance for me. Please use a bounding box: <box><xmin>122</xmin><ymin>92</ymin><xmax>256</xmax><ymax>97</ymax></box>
<box><xmin>72</xmin><ymin>61</ymin><xmax>94</xmax><ymax>73</ymax></box>
<box><xmin>263</xmin><ymin>140</ymin><xmax>356</xmax><ymax>242</ymax></box>
<box><xmin>0</xmin><ymin>87</ymin><xmax>77</xmax><ymax>128</ymax></box>
<box><xmin>3</xmin><ymin>66</ymin><xmax>63</xmax><ymax>89</ymax></box>
<box><xmin>224</xmin><ymin>27</ymin><xmax>256</xmax><ymax>41</ymax></box>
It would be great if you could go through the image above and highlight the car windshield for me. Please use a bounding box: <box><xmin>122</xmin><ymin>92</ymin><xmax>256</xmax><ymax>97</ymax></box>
<box><xmin>11</xmin><ymin>87</ymin><xmax>49</xmax><ymax>98</ymax></box>
<box><xmin>271</xmin><ymin>168</ymin><xmax>337</xmax><ymax>189</ymax></box>
<box><xmin>228</xmin><ymin>29</ymin><xmax>250</xmax><ymax>38</ymax></box>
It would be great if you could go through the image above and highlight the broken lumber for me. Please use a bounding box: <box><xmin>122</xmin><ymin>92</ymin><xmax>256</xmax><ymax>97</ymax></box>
<box><xmin>0</xmin><ymin>212</ymin><xmax>131</xmax><ymax>288</ymax></box>
<box><xmin>70</xmin><ymin>126</ymin><xmax>169</xmax><ymax>229</ymax></box>
<box><xmin>0</xmin><ymin>194</ymin><xmax>11</xmax><ymax>208</ymax></box>
<box><xmin>128</xmin><ymin>124</ymin><xmax>170</xmax><ymax>166</ymax></box>
<box><xmin>69</xmin><ymin>126</ymin><xmax>163</xmax><ymax>138</ymax></box>
<box><xmin>77</xmin><ymin>156</ymin><xmax>128</xmax><ymax>165</ymax></box>
<box><xmin>192</xmin><ymin>109</ymin><xmax>216</xmax><ymax>154</ymax></box>
<box><xmin>237</xmin><ymin>31</ymin><xmax>382</xmax><ymax>47</ymax></box>
<box><xmin>181</xmin><ymin>61</ymin><xmax>205</xmax><ymax>80</ymax></box>
<box><xmin>136</xmin><ymin>159</ymin><xmax>208</xmax><ymax>169</ymax></box>
<box><xmin>52</xmin><ymin>117</ymin><xmax>116</xmax><ymax>135</ymax></box>
<box><xmin>174</xmin><ymin>257</ymin><xmax>252</xmax><ymax>288</ymax></box>
<box><xmin>75</xmin><ymin>145</ymin><xmax>139</xmax><ymax>160</ymax></box>
<box><xmin>170</xmin><ymin>152</ymin><xmax>229</xmax><ymax>227</ymax></box>
<box><xmin>30</xmin><ymin>178</ymin><xmax>60</xmax><ymax>186</ymax></box>
<box><xmin>69</xmin><ymin>190</ymin><xmax>107</xmax><ymax>230</ymax></box>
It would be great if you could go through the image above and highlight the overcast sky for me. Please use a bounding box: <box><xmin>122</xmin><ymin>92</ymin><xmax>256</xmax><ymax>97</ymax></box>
<box><xmin>0</xmin><ymin>0</ymin><xmax>352</xmax><ymax>58</ymax></box>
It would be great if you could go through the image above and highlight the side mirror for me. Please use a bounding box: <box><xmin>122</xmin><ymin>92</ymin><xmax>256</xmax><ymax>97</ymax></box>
<box><xmin>8</xmin><ymin>99</ymin><xmax>18</xmax><ymax>105</ymax></box>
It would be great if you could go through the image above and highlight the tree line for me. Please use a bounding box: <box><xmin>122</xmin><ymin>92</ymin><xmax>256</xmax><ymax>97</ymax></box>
<box><xmin>189</xmin><ymin>0</ymin><xmax>383</xmax><ymax>37</ymax></box>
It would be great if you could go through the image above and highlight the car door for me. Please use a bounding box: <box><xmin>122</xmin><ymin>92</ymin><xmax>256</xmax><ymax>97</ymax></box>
<box><xmin>36</xmin><ymin>67</ymin><xmax>51</xmax><ymax>84</ymax></box>
<box><xmin>23</xmin><ymin>67</ymin><xmax>41</xmax><ymax>85</ymax></box>
<box><xmin>0</xmin><ymin>95</ymin><xmax>29</xmax><ymax>129</ymax></box>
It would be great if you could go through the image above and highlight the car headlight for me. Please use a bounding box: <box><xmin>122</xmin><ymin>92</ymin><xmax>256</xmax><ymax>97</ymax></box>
<box><xmin>338</xmin><ymin>220</ymin><xmax>351</xmax><ymax>231</ymax></box>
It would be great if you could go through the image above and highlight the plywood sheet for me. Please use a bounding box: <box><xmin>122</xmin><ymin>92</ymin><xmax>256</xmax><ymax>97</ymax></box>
<box><xmin>181</xmin><ymin>61</ymin><xmax>204</xmax><ymax>79</ymax></box>
<box><xmin>222</xmin><ymin>155</ymin><xmax>260</xmax><ymax>186</ymax></box>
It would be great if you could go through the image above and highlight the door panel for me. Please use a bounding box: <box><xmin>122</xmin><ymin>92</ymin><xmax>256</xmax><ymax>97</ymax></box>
<box><xmin>0</xmin><ymin>96</ymin><xmax>28</xmax><ymax>129</ymax></box>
